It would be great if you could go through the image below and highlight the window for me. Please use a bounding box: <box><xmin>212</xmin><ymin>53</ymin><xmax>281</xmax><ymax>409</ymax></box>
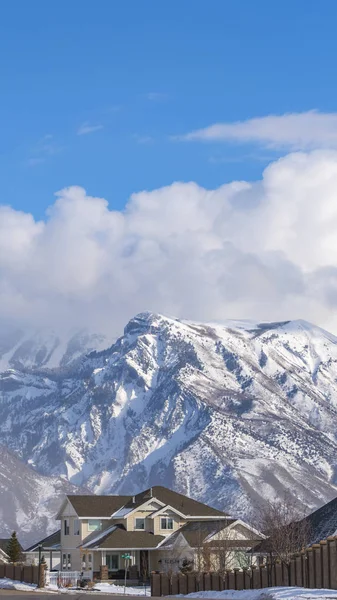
<box><xmin>74</xmin><ymin>519</ymin><xmax>80</xmax><ymax>536</ymax></box>
<box><xmin>160</xmin><ymin>517</ymin><xmax>173</xmax><ymax>530</ymax></box>
<box><xmin>64</xmin><ymin>519</ymin><xmax>70</xmax><ymax>535</ymax></box>
<box><xmin>135</xmin><ymin>518</ymin><xmax>145</xmax><ymax>530</ymax></box>
<box><xmin>106</xmin><ymin>554</ymin><xmax>119</xmax><ymax>570</ymax></box>
<box><xmin>63</xmin><ymin>553</ymin><xmax>71</xmax><ymax>570</ymax></box>
<box><xmin>88</xmin><ymin>554</ymin><xmax>92</xmax><ymax>565</ymax></box>
<box><xmin>88</xmin><ymin>519</ymin><xmax>102</xmax><ymax>531</ymax></box>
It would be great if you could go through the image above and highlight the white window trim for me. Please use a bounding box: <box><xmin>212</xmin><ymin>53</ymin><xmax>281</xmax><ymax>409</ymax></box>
<box><xmin>106</xmin><ymin>553</ymin><xmax>119</xmax><ymax>571</ymax></box>
<box><xmin>134</xmin><ymin>517</ymin><xmax>146</xmax><ymax>530</ymax></box>
<box><xmin>160</xmin><ymin>516</ymin><xmax>174</xmax><ymax>531</ymax></box>
<box><xmin>87</xmin><ymin>519</ymin><xmax>102</xmax><ymax>532</ymax></box>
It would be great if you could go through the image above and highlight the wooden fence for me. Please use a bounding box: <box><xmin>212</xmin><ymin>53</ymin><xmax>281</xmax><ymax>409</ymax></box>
<box><xmin>0</xmin><ymin>563</ymin><xmax>40</xmax><ymax>585</ymax></box>
<box><xmin>151</xmin><ymin>536</ymin><xmax>337</xmax><ymax>595</ymax></box>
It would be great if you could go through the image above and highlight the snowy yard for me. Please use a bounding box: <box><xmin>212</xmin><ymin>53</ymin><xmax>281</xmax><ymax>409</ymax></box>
<box><xmin>177</xmin><ymin>588</ymin><xmax>337</xmax><ymax>600</ymax></box>
<box><xmin>0</xmin><ymin>577</ymin><xmax>38</xmax><ymax>591</ymax></box>
<box><xmin>93</xmin><ymin>583</ymin><xmax>150</xmax><ymax>595</ymax></box>
<box><xmin>0</xmin><ymin>577</ymin><xmax>150</xmax><ymax>595</ymax></box>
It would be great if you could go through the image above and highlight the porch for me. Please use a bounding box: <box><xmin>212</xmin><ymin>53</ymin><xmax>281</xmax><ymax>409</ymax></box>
<box><xmin>87</xmin><ymin>549</ymin><xmax>151</xmax><ymax>582</ymax></box>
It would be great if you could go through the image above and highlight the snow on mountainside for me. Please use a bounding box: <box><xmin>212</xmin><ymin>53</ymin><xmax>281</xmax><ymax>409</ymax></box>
<box><xmin>0</xmin><ymin>327</ymin><xmax>109</xmax><ymax>371</ymax></box>
<box><xmin>1</xmin><ymin>312</ymin><xmax>337</xmax><ymax>543</ymax></box>
<box><xmin>0</xmin><ymin>446</ymin><xmax>87</xmax><ymax>547</ymax></box>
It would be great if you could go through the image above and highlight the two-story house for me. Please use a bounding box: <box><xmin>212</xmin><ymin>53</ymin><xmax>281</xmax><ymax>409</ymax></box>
<box><xmin>56</xmin><ymin>486</ymin><xmax>264</xmax><ymax>580</ymax></box>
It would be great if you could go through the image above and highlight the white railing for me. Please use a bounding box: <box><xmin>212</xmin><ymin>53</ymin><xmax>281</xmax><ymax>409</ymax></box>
<box><xmin>47</xmin><ymin>571</ymin><xmax>82</xmax><ymax>588</ymax></box>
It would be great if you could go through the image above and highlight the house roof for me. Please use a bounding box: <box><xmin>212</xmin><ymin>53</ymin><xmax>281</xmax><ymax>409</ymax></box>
<box><xmin>303</xmin><ymin>495</ymin><xmax>337</xmax><ymax>544</ymax></box>
<box><xmin>123</xmin><ymin>487</ymin><xmax>228</xmax><ymax>518</ymax></box>
<box><xmin>65</xmin><ymin>486</ymin><xmax>228</xmax><ymax>519</ymax></box>
<box><xmin>67</xmin><ymin>495</ymin><xmax>131</xmax><ymax>517</ymax></box>
<box><xmin>25</xmin><ymin>530</ymin><xmax>61</xmax><ymax>552</ymax></box>
<box><xmin>82</xmin><ymin>523</ymin><xmax>164</xmax><ymax>549</ymax></box>
<box><xmin>0</xmin><ymin>538</ymin><xmax>23</xmax><ymax>555</ymax></box>
<box><xmin>158</xmin><ymin>519</ymin><xmax>236</xmax><ymax>549</ymax></box>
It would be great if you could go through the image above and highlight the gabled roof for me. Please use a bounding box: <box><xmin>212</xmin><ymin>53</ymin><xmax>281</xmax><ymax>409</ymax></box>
<box><xmin>159</xmin><ymin>518</ymin><xmax>264</xmax><ymax>550</ymax></box>
<box><xmin>123</xmin><ymin>487</ymin><xmax>228</xmax><ymax>518</ymax></box>
<box><xmin>67</xmin><ymin>495</ymin><xmax>131</xmax><ymax>517</ymax></box>
<box><xmin>304</xmin><ymin>495</ymin><xmax>337</xmax><ymax>544</ymax></box>
<box><xmin>82</xmin><ymin>523</ymin><xmax>164</xmax><ymax>550</ymax></box>
<box><xmin>25</xmin><ymin>530</ymin><xmax>61</xmax><ymax>552</ymax></box>
<box><xmin>0</xmin><ymin>538</ymin><xmax>23</xmax><ymax>555</ymax></box>
<box><xmin>62</xmin><ymin>486</ymin><xmax>228</xmax><ymax>520</ymax></box>
<box><xmin>158</xmin><ymin>519</ymin><xmax>235</xmax><ymax>549</ymax></box>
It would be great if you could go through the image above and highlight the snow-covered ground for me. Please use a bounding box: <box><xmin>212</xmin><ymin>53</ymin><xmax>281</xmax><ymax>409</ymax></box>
<box><xmin>93</xmin><ymin>583</ymin><xmax>150</xmax><ymax>595</ymax></box>
<box><xmin>179</xmin><ymin>588</ymin><xmax>337</xmax><ymax>600</ymax></box>
<box><xmin>0</xmin><ymin>577</ymin><xmax>151</xmax><ymax>594</ymax></box>
<box><xmin>0</xmin><ymin>577</ymin><xmax>38</xmax><ymax>591</ymax></box>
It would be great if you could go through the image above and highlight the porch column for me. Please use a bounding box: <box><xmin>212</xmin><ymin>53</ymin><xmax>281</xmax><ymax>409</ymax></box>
<box><xmin>49</xmin><ymin>551</ymin><xmax>52</xmax><ymax>570</ymax></box>
<box><xmin>101</xmin><ymin>550</ymin><xmax>106</xmax><ymax>565</ymax></box>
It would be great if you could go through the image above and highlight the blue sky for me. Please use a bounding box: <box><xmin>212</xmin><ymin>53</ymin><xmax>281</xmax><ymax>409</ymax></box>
<box><xmin>2</xmin><ymin>0</ymin><xmax>337</xmax><ymax>218</ymax></box>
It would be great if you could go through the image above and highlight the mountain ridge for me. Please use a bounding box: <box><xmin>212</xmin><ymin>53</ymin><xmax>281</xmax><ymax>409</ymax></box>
<box><xmin>1</xmin><ymin>311</ymin><xmax>337</xmax><ymax>543</ymax></box>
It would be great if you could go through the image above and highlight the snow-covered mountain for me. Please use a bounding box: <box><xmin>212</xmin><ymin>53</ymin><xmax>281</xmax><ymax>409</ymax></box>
<box><xmin>0</xmin><ymin>327</ymin><xmax>108</xmax><ymax>371</ymax></box>
<box><xmin>1</xmin><ymin>312</ymin><xmax>337</xmax><ymax>543</ymax></box>
<box><xmin>0</xmin><ymin>446</ymin><xmax>87</xmax><ymax>547</ymax></box>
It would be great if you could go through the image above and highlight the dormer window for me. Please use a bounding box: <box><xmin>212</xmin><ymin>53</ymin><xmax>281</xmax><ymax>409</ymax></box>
<box><xmin>160</xmin><ymin>517</ymin><xmax>173</xmax><ymax>530</ymax></box>
<box><xmin>135</xmin><ymin>518</ymin><xmax>145</xmax><ymax>530</ymax></box>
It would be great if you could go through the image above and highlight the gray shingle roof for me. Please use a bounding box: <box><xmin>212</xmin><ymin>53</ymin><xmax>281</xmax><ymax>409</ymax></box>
<box><xmin>66</xmin><ymin>486</ymin><xmax>228</xmax><ymax>519</ymax></box>
<box><xmin>25</xmin><ymin>530</ymin><xmax>61</xmax><ymax>552</ymax></box>
<box><xmin>83</xmin><ymin>524</ymin><xmax>164</xmax><ymax>549</ymax></box>
<box><xmin>67</xmin><ymin>495</ymin><xmax>131</xmax><ymax>517</ymax></box>
<box><xmin>159</xmin><ymin>519</ymin><xmax>236</xmax><ymax>548</ymax></box>
<box><xmin>0</xmin><ymin>538</ymin><xmax>23</xmax><ymax>555</ymax></box>
<box><xmin>125</xmin><ymin>486</ymin><xmax>228</xmax><ymax>517</ymax></box>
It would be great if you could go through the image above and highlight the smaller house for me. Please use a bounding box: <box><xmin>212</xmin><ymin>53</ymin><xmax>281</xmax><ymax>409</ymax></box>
<box><xmin>158</xmin><ymin>518</ymin><xmax>264</xmax><ymax>572</ymax></box>
<box><xmin>25</xmin><ymin>530</ymin><xmax>61</xmax><ymax>571</ymax></box>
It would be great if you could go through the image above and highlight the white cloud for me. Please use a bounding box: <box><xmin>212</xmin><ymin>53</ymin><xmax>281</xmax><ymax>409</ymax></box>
<box><xmin>77</xmin><ymin>122</ymin><xmax>103</xmax><ymax>135</ymax></box>
<box><xmin>3</xmin><ymin>150</ymin><xmax>337</xmax><ymax>336</ymax></box>
<box><xmin>177</xmin><ymin>110</ymin><xmax>337</xmax><ymax>150</ymax></box>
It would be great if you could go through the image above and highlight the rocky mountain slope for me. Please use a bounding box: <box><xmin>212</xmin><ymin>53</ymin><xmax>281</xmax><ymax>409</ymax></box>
<box><xmin>0</xmin><ymin>446</ymin><xmax>86</xmax><ymax>547</ymax></box>
<box><xmin>1</xmin><ymin>312</ymin><xmax>337</xmax><ymax>543</ymax></box>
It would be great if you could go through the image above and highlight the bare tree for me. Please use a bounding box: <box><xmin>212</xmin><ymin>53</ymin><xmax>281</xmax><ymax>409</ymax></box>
<box><xmin>256</xmin><ymin>492</ymin><xmax>311</xmax><ymax>583</ymax></box>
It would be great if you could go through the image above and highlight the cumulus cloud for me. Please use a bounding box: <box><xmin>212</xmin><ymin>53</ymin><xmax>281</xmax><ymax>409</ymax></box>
<box><xmin>177</xmin><ymin>110</ymin><xmax>337</xmax><ymax>150</ymax></box>
<box><xmin>2</xmin><ymin>150</ymin><xmax>337</xmax><ymax>336</ymax></box>
<box><xmin>77</xmin><ymin>122</ymin><xmax>103</xmax><ymax>135</ymax></box>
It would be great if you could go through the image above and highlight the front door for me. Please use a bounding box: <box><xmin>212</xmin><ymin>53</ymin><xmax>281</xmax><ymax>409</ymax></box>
<box><xmin>140</xmin><ymin>550</ymin><xmax>149</xmax><ymax>582</ymax></box>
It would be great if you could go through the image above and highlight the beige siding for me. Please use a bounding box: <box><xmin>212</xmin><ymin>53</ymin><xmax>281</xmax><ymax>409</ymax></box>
<box><xmin>153</xmin><ymin>511</ymin><xmax>184</xmax><ymax>536</ymax></box>
<box><xmin>81</xmin><ymin>518</ymin><xmax>110</xmax><ymax>540</ymax></box>
<box><xmin>126</xmin><ymin>510</ymin><xmax>154</xmax><ymax>532</ymax></box>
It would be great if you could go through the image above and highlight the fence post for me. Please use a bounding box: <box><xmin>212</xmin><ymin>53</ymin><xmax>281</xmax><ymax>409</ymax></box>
<box><xmin>328</xmin><ymin>538</ymin><xmax>337</xmax><ymax>589</ymax></box>
<box><xmin>251</xmin><ymin>565</ymin><xmax>259</xmax><ymax>589</ymax></box>
<box><xmin>260</xmin><ymin>566</ymin><xmax>268</xmax><ymax>588</ymax></box>
<box><xmin>151</xmin><ymin>573</ymin><xmax>160</xmax><ymax>597</ymax></box>
<box><xmin>313</xmin><ymin>544</ymin><xmax>322</xmax><ymax>588</ymax></box>
<box><xmin>321</xmin><ymin>541</ymin><xmax>330</xmax><ymax>589</ymax></box>
<box><xmin>227</xmin><ymin>570</ymin><xmax>235</xmax><ymax>590</ymax></box>
<box><xmin>295</xmin><ymin>553</ymin><xmax>302</xmax><ymax>586</ymax></box>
